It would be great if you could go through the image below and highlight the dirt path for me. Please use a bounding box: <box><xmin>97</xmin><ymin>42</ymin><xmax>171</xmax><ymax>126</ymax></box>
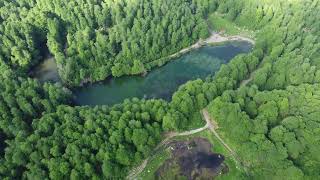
<box><xmin>239</xmin><ymin>75</ymin><xmax>253</xmax><ymax>87</ymax></box>
<box><xmin>201</xmin><ymin>109</ymin><xmax>239</xmax><ymax>162</ymax></box>
<box><xmin>127</xmin><ymin>109</ymin><xmax>245</xmax><ymax>179</ymax></box>
<box><xmin>239</xmin><ymin>53</ymin><xmax>267</xmax><ymax>88</ymax></box>
<box><xmin>202</xmin><ymin>109</ymin><xmax>250</xmax><ymax>174</ymax></box>
<box><xmin>126</xmin><ymin>123</ymin><xmax>210</xmax><ymax>179</ymax></box>
<box><xmin>239</xmin><ymin>62</ymin><xmax>260</xmax><ymax>87</ymax></box>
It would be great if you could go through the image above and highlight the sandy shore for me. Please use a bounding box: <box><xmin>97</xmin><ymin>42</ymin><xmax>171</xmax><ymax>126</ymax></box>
<box><xmin>204</xmin><ymin>32</ymin><xmax>255</xmax><ymax>44</ymax></box>
<box><xmin>169</xmin><ymin>32</ymin><xmax>255</xmax><ymax>59</ymax></box>
<box><xmin>143</xmin><ymin>32</ymin><xmax>255</xmax><ymax>76</ymax></box>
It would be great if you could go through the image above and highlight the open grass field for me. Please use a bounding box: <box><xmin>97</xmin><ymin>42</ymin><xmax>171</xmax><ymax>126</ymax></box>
<box><xmin>137</xmin><ymin>129</ymin><xmax>247</xmax><ymax>179</ymax></box>
<box><xmin>208</xmin><ymin>13</ymin><xmax>255</xmax><ymax>39</ymax></box>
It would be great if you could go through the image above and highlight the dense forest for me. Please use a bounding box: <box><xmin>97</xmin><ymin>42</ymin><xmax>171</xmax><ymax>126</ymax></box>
<box><xmin>1</xmin><ymin>0</ymin><xmax>320</xmax><ymax>179</ymax></box>
<box><xmin>208</xmin><ymin>84</ymin><xmax>320</xmax><ymax>179</ymax></box>
<box><xmin>0</xmin><ymin>0</ymin><xmax>211</xmax><ymax>86</ymax></box>
<box><xmin>3</xmin><ymin>98</ymin><xmax>168</xmax><ymax>179</ymax></box>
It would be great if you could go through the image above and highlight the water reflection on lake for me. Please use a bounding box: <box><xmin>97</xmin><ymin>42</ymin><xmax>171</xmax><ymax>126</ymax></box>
<box><xmin>74</xmin><ymin>41</ymin><xmax>252</xmax><ymax>106</ymax></box>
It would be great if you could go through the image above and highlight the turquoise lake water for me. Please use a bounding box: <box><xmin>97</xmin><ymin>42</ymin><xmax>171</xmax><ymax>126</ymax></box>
<box><xmin>73</xmin><ymin>41</ymin><xmax>252</xmax><ymax>106</ymax></box>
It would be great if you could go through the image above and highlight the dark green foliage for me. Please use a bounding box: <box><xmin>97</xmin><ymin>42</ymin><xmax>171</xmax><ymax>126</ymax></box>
<box><xmin>1</xmin><ymin>99</ymin><xmax>168</xmax><ymax>179</ymax></box>
<box><xmin>0</xmin><ymin>0</ymin><xmax>212</xmax><ymax>86</ymax></box>
<box><xmin>0</xmin><ymin>64</ymin><xmax>71</xmax><ymax>138</ymax></box>
<box><xmin>0</xmin><ymin>21</ymin><xmax>41</xmax><ymax>71</ymax></box>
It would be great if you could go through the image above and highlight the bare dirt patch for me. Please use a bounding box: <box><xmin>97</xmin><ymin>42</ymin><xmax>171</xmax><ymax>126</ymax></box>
<box><xmin>156</xmin><ymin>137</ymin><xmax>228</xmax><ymax>180</ymax></box>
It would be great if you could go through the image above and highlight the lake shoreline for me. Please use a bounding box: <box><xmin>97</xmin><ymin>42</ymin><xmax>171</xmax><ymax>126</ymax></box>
<box><xmin>76</xmin><ymin>32</ymin><xmax>255</xmax><ymax>86</ymax></box>
<box><xmin>31</xmin><ymin>32</ymin><xmax>254</xmax><ymax>90</ymax></box>
<box><xmin>144</xmin><ymin>32</ymin><xmax>255</xmax><ymax>76</ymax></box>
<box><xmin>170</xmin><ymin>32</ymin><xmax>255</xmax><ymax>59</ymax></box>
<box><xmin>74</xmin><ymin>42</ymin><xmax>253</xmax><ymax>106</ymax></box>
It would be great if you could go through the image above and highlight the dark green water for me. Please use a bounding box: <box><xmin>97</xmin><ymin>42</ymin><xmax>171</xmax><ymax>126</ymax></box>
<box><xmin>74</xmin><ymin>41</ymin><xmax>252</xmax><ymax>106</ymax></box>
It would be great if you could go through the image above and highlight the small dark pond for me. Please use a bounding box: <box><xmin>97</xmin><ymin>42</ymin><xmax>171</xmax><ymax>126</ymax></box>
<box><xmin>156</xmin><ymin>137</ymin><xmax>228</xmax><ymax>180</ymax></box>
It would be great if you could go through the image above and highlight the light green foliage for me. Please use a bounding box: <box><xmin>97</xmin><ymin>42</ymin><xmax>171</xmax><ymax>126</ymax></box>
<box><xmin>131</xmin><ymin>60</ymin><xmax>145</xmax><ymax>75</ymax></box>
<box><xmin>208</xmin><ymin>84</ymin><xmax>320</xmax><ymax>179</ymax></box>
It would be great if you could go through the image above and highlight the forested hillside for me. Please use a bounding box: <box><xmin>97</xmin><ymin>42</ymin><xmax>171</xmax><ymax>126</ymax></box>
<box><xmin>1</xmin><ymin>0</ymin><xmax>320</xmax><ymax>179</ymax></box>
<box><xmin>3</xmin><ymin>99</ymin><xmax>167</xmax><ymax>179</ymax></box>
<box><xmin>208</xmin><ymin>84</ymin><xmax>320</xmax><ymax>178</ymax></box>
<box><xmin>205</xmin><ymin>0</ymin><xmax>320</xmax><ymax>179</ymax></box>
<box><xmin>1</xmin><ymin>0</ymin><xmax>211</xmax><ymax>86</ymax></box>
<box><xmin>0</xmin><ymin>61</ymin><xmax>71</xmax><ymax>139</ymax></box>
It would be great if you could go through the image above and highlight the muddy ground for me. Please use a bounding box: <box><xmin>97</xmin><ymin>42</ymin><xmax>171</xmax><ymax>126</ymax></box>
<box><xmin>156</xmin><ymin>137</ymin><xmax>228</xmax><ymax>180</ymax></box>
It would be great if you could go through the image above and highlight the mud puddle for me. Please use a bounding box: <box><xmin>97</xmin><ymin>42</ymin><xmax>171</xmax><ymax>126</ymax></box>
<box><xmin>156</xmin><ymin>137</ymin><xmax>228</xmax><ymax>180</ymax></box>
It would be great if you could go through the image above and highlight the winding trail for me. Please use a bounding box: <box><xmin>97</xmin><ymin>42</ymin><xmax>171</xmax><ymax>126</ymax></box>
<box><xmin>201</xmin><ymin>109</ymin><xmax>241</xmax><ymax>166</ymax></box>
<box><xmin>240</xmin><ymin>75</ymin><xmax>253</xmax><ymax>87</ymax></box>
<box><xmin>202</xmin><ymin>110</ymin><xmax>235</xmax><ymax>156</ymax></box>
<box><xmin>126</xmin><ymin>120</ymin><xmax>210</xmax><ymax>179</ymax></box>
<box><xmin>239</xmin><ymin>60</ymin><xmax>261</xmax><ymax>88</ymax></box>
<box><xmin>239</xmin><ymin>53</ymin><xmax>267</xmax><ymax>88</ymax></box>
<box><xmin>127</xmin><ymin>108</ymin><xmax>243</xmax><ymax>179</ymax></box>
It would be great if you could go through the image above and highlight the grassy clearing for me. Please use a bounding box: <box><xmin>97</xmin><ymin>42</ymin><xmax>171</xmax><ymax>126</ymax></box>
<box><xmin>199</xmin><ymin>130</ymin><xmax>248</xmax><ymax>180</ymax></box>
<box><xmin>208</xmin><ymin>13</ymin><xmax>255</xmax><ymax>38</ymax></box>
<box><xmin>137</xmin><ymin>145</ymin><xmax>171</xmax><ymax>179</ymax></box>
<box><xmin>137</xmin><ymin>129</ymin><xmax>247</xmax><ymax>179</ymax></box>
<box><xmin>155</xmin><ymin>161</ymin><xmax>187</xmax><ymax>180</ymax></box>
<box><xmin>137</xmin><ymin>131</ymin><xmax>204</xmax><ymax>179</ymax></box>
<box><xmin>136</xmin><ymin>112</ymin><xmax>205</xmax><ymax>179</ymax></box>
